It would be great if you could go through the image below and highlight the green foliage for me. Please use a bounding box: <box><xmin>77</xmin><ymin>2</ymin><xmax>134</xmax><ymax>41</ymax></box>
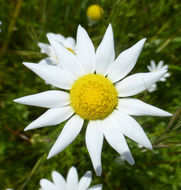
<box><xmin>0</xmin><ymin>0</ymin><xmax>181</xmax><ymax>189</ymax></box>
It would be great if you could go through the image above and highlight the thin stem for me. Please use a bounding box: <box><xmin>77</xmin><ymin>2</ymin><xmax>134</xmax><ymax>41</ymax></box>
<box><xmin>20</xmin><ymin>154</ymin><xmax>46</xmax><ymax>190</ymax></box>
<box><xmin>0</xmin><ymin>0</ymin><xmax>23</xmax><ymax>57</ymax></box>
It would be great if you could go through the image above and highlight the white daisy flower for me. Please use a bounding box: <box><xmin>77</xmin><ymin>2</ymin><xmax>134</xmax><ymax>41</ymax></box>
<box><xmin>38</xmin><ymin>33</ymin><xmax>76</xmax><ymax>67</ymax></box>
<box><xmin>39</xmin><ymin>167</ymin><xmax>102</xmax><ymax>190</ymax></box>
<box><xmin>147</xmin><ymin>60</ymin><xmax>170</xmax><ymax>92</ymax></box>
<box><xmin>14</xmin><ymin>24</ymin><xmax>172</xmax><ymax>176</ymax></box>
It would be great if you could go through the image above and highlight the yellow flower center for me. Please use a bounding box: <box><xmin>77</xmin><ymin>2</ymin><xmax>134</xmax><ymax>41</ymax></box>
<box><xmin>70</xmin><ymin>74</ymin><xmax>118</xmax><ymax>120</ymax></box>
<box><xmin>87</xmin><ymin>4</ymin><xmax>103</xmax><ymax>21</ymax></box>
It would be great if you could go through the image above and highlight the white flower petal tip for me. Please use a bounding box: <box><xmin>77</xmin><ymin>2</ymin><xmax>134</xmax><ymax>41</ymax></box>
<box><xmin>37</xmin><ymin>42</ymin><xmax>43</xmax><ymax>48</ymax></box>
<box><xmin>22</xmin><ymin>62</ymin><xmax>74</xmax><ymax>89</ymax></box>
<box><xmin>46</xmin><ymin>33</ymin><xmax>54</xmax><ymax>40</ymax></box>
<box><xmin>86</xmin><ymin>121</ymin><xmax>103</xmax><ymax>176</ymax></box>
<box><xmin>117</xmin><ymin>70</ymin><xmax>168</xmax><ymax>97</ymax></box>
<box><xmin>46</xmin><ymin>34</ymin><xmax>57</xmax><ymax>45</ymax></box>
<box><xmin>24</xmin><ymin>107</ymin><xmax>74</xmax><ymax>131</ymax></box>
<box><xmin>78</xmin><ymin>24</ymin><xmax>83</xmax><ymax>30</ymax></box>
<box><xmin>13</xmin><ymin>91</ymin><xmax>69</xmax><ymax>108</ymax></box>
<box><xmin>112</xmin><ymin>112</ymin><xmax>153</xmax><ymax>149</ymax></box>
<box><xmin>167</xmin><ymin>112</ymin><xmax>173</xmax><ymax>117</ymax></box>
<box><xmin>47</xmin><ymin>115</ymin><xmax>84</xmax><ymax>159</ymax></box>
<box><xmin>158</xmin><ymin>111</ymin><xmax>172</xmax><ymax>117</ymax></box>
<box><xmin>103</xmin><ymin>117</ymin><xmax>136</xmax><ymax>166</ymax></box>
<box><xmin>122</xmin><ymin>152</ymin><xmax>135</xmax><ymax>165</ymax></box>
<box><xmin>147</xmin><ymin>143</ymin><xmax>153</xmax><ymax>150</ymax></box>
<box><xmin>89</xmin><ymin>184</ymin><xmax>103</xmax><ymax>190</ymax></box>
<box><xmin>13</xmin><ymin>98</ymin><xmax>20</xmax><ymax>103</ymax></box>
<box><xmin>95</xmin><ymin>166</ymin><xmax>102</xmax><ymax>176</ymax></box>
<box><xmin>47</xmin><ymin>153</ymin><xmax>52</xmax><ymax>159</ymax></box>
<box><xmin>67</xmin><ymin>166</ymin><xmax>78</xmax><ymax>178</ymax></box>
<box><xmin>107</xmin><ymin>38</ymin><xmax>146</xmax><ymax>82</ymax></box>
<box><xmin>46</xmin><ymin>33</ymin><xmax>64</xmax><ymax>44</ymax></box>
<box><xmin>95</xmin><ymin>24</ymin><xmax>115</xmax><ymax>75</ymax></box>
<box><xmin>78</xmin><ymin>171</ymin><xmax>92</xmax><ymax>190</ymax></box>
<box><xmin>24</xmin><ymin>126</ymin><xmax>31</xmax><ymax>131</ymax></box>
<box><xmin>85</xmin><ymin>171</ymin><xmax>92</xmax><ymax>179</ymax></box>
<box><xmin>76</xmin><ymin>24</ymin><xmax>95</xmax><ymax>73</ymax></box>
<box><xmin>117</xmin><ymin>98</ymin><xmax>173</xmax><ymax>117</ymax></box>
<box><xmin>23</xmin><ymin>62</ymin><xmax>34</xmax><ymax>68</ymax></box>
<box><xmin>132</xmin><ymin>38</ymin><xmax>146</xmax><ymax>52</ymax></box>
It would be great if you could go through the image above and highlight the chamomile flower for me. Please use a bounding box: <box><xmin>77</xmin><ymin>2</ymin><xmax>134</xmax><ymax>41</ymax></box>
<box><xmin>39</xmin><ymin>167</ymin><xmax>102</xmax><ymax>190</ymax></box>
<box><xmin>87</xmin><ymin>4</ymin><xmax>103</xmax><ymax>25</ymax></box>
<box><xmin>147</xmin><ymin>60</ymin><xmax>170</xmax><ymax>92</ymax></box>
<box><xmin>14</xmin><ymin>24</ymin><xmax>172</xmax><ymax>176</ymax></box>
<box><xmin>38</xmin><ymin>33</ymin><xmax>76</xmax><ymax>67</ymax></box>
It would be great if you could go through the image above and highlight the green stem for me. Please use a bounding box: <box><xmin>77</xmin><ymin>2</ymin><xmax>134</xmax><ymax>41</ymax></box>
<box><xmin>1</xmin><ymin>0</ymin><xmax>23</xmax><ymax>57</ymax></box>
<box><xmin>20</xmin><ymin>154</ymin><xmax>46</xmax><ymax>190</ymax></box>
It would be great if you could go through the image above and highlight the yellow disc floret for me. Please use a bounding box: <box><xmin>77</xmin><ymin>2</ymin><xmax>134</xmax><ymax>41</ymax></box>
<box><xmin>87</xmin><ymin>4</ymin><xmax>103</xmax><ymax>21</ymax></box>
<box><xmin>66</xmin><ymin>47</ymin><xmax>76</xmax><ymax>55</ymax></box>
<box><xmin>70</xmin><ymin>74</ymin><xmax>118</xmax><ymax>120</ymax></box>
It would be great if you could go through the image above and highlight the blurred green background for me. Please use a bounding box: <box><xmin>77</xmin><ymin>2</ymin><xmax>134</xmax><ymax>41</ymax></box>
<box><xmin>0</xmin><ymin>0</ymin><xmax>181</xmax><ymax>189</ymax></box>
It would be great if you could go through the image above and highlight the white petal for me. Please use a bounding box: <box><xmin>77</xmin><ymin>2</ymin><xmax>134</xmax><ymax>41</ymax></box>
<box><xmin>52</xmin><ymin>171</ymin><xmax>66</xmax><ymax>188</ymax></box>
<box><xmin>63</xmin><ymin>37</ymin><xmax>76</xmax><ymax>49</ymax></box>
<box><xmin>116</xmin><ymin>70</ymin><xmax>167</xmax><ymax>97</ymax></box>
<box><xmin>38</xmin><ymin>42</ymin><xmax>54</xmax><ymax>57</ymax></box>
<box><xmin>85</xmin><ymin>121</ymin><xmax>103</xmax><ymax>176</ymax></box>
<box><xmin>150</xmin><ymin>60</ymin><xmax>156</xmax><ymax>70</ymax></box>
<box><xmin>147</xmin><ymin>65</ymin><xmax>152</xmax><ymax>72</ymax></box>
<box><xmin>107</xmin><ymin>38</ymin><xmax>146</xmax><ymax>82</ymax></box>
<box><xmin>113</xmin><ymin>111</ymin><xmax>152</xmax><ymax>149</ymax></box>
<box><xmin>102</xmin><ymin>115</ymin><xmax>134</xmax><ymax>165</ymax></box>
<box><xmin>117</xmin><ymin>98</ymin><xmax>172</xmax><ymax>116</ymax></box>
<box><xmin>67</xmin><ymin>167</ymin><xmax>79</xmax><ymax>190</ymax></box>
<box><xmin>157</xmin><ymin>60</ymin><xmax>164</xmax><ymax>69</ymax></box>
<box><xmin>162</xmin><ymin>65</ymin><xmax>169</xmax><ymax>70</ymax></box>
<box><xmin>88</xmin><ymin>184</ymin><xmax>103</xmax><ymax>190</ymax></box>
<box><xmin>24</xmin><ymin>106</ymin><xmax>74</xmax><ymax>131</ymax></box>
<box><xmin>23</xmin><ymin>62</ymin><xmax>75</xmax><ymax>90</ymax></box>
<box><xmin>47</xmin><ymin>115</ymin><xmax>84</xmax><ymax>159</ymax></box>
<box><xmin>38</xmin><ymin>58</ymin><xmax>57</xmax><ymax>66</ymax></box>
<box><xmin>14</xmin><ymin>90</ymin><xmax>70</xmax><ymax>108</ymax></box>
<box><xmin>76</xmin><ymin>25</ymin><xmax>95</xmax><ymax>73</ymax></box>
<box><xmin>147</xmin><ymin>83</ymin><xmax>157</xmax><ymax>92</ymax></box>
<box><xmin>160</xmin><ymin>77</ymin><xmax>166</xmax><ymax>82</ymax></box>
<box><xmin>40</xmin><ymin>179</ymin><xmax>56</xmax><ymax>190</ymax></box>
<box><xmin>47</xmin><ymin>35</ymin><xmax>84</xmax><ymax>77</ymax></box>
<box><xmin>164</xmin><ymin>72</ymin><xmax>170</xmax><ymax>77</ymax></box>
<box><xmin>95</xmin><ymin>24</ymin><xmax>115</xmax><ymax>75</ymax></box>
<box><xmin>78</xmin><ymin>171</ymin><xmax>92</xmax><ymax>190</ymax></box>
<box><xmin>47</xmin><ymin>33</ymin><xmax>65</xmax><ymax>43</ymax></box>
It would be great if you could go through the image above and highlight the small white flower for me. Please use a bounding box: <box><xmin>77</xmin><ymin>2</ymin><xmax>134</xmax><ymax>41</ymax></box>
<box><xmin>147</xmin><ymin>60</ymin><xmax>170</xmax><ymax>92</ymax></box>
<box><xmin>14</xmin><ymin>24</ymin><xmax>172</xmax><ymax>176</ymax></box>
<box><xmin>38</xmin><ymin>33</ymin><xmax>76</xmax><ymax>67</ymax></box>
<box><xmin>39</xmin><ymin>167</ymin><xmax>102</xmax><ymax>190</ymax></box>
